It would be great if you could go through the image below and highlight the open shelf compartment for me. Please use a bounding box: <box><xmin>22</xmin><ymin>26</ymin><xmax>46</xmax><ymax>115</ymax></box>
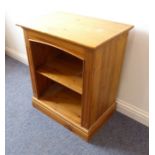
<box><xmin>33</xmin><ymin>77</ymin><xmax>82</xmax><ymax>126</ymax></box>
<box><xmin>29</xmin><ymin>40</ymin><xmax>83</xmax><ymax>94</ymax></box>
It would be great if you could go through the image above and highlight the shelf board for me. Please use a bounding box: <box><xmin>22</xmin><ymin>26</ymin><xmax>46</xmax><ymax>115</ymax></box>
<box><xmin>33</xmin><ymin>84</ymin><xmax>82</xmax><ymax>125</ymax></box>
<box><xmin>37</xmin><ymin>54</ymin><xmax>83</xmax><ymax>94</ymax></box>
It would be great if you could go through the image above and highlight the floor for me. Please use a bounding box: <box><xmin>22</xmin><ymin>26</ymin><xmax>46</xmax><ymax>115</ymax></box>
<box><xmin>6</xmin><ymin>56</ymin><xmax>149</xmax><ymax>155</ymax></box>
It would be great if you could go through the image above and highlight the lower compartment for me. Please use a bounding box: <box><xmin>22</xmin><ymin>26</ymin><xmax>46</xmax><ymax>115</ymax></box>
<box><xmin>36</xmin><ymin>82</ymin><xmax>82</xmax><ymax>125</ymax></box>
<box><xmin>32</xmin><ymin>94</ymin><xmax>116</xmax><ymax>140</ymax></box>
<box><xmin>32</xmin><ymin>94</ymin><xmax>88</xmax><ymax>140</ymax></box>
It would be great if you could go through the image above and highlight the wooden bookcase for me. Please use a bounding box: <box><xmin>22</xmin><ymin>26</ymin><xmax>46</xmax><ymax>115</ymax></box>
<box><xmin>18</xmin><ymin>12</ymin><xmax>133</xmax><ymax>140</ymax></box>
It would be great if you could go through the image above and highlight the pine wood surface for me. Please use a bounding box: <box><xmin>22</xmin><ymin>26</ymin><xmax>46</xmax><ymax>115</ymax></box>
<box><xmin>18</xmin><ymin>12</ymin><xmax>133</xmax><ymax>140</ymax></box>
<box><xmin>17</xmin><ymin>12</ymin><xmax>133</xmax><ymax>48</ymax></box>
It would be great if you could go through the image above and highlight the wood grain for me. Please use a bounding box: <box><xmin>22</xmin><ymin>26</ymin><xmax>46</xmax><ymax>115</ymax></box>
<box><xmin>17</xmin><ymin>12</ymin><xmax>133</xmax><ymax>48</ymax></box>
<box><xmin>82</xmin><ymin>32</ymin><xmax>129</xmax><ymax>128</ymax></box>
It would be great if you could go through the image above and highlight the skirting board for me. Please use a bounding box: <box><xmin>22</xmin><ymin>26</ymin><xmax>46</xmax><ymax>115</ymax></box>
<box><xmin>5</xmin><ymin>47</ymin><xmax>28</xmax><ymax>65</ymax></box>
<box><xmin>5</xmin><ymin>47</ymin><xmax>149</xmax><ymax>127</ymax></box>
<box><xmin>116</xmin><ymin>99</ymin><xmax>149</xmax><ymax>126</ymax></box>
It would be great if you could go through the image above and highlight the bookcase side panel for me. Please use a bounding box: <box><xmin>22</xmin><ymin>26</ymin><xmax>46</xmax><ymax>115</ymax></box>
<box><xmin>81</xmin><ymin>32</ymin><xmax>129</xmax><ymax>128</ymax></box>
<box><xmin>91</xmin><ymin>32</ymin><xmax>129</xmax><ymax>125</ymax></box>
<box><xmin>23</xmin><ymin>29</ymin><xmax>51</xmax><ymax>97</ymax></box>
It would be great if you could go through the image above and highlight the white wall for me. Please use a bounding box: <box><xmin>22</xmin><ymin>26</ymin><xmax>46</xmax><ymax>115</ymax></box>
<box><xmin>5</xmin><ymin>0</ymin><xmax>149</xmax><ymax>126</ymax></box>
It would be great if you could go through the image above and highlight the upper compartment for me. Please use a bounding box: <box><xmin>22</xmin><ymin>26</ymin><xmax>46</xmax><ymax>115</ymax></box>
<box><xmin>29</xmin><ymin>40</ymin><xmax>83</xmax><ymax>94</ymax></box>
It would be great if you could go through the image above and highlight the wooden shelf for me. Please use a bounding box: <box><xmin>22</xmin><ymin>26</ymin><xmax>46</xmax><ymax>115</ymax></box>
<box><xmin>33</xmin><ymin>84</ymin><xmax>81</xmax><ymax>125</ymax></box>
<box><xmin>37</xmin><ymin>54</ymin><xmax>83</xmax><ymax>94</ymax></box>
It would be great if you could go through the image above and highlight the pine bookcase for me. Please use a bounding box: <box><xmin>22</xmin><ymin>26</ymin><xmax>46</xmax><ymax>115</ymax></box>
<box><xmin>18</xmin><ymin>12</ymin><xmax>133</xmax><ymax>140</ymax></box>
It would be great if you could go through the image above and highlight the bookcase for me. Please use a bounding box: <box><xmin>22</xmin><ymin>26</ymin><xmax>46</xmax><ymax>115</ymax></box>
<box><xmin>18</xmin><ymin>12</ymin><xmax>133</xmax><ymax>140</ymax></box>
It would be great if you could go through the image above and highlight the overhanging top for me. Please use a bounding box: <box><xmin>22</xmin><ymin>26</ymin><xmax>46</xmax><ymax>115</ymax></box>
<box><xmin>17</xmin><ymin>12</ymin><xmax>133</xmax><ymax>49</ymax></box>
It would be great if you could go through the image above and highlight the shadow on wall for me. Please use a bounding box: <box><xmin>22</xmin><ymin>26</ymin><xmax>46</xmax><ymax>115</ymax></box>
<box><xmin>117</xmin><ymin>28</ymin><xmax>149</xmax><ymax>111</ymax></box>
<box><xmin>127</xmin><ymin>29</ymin><xmax>149</xmax><ymax>56</ymax></box>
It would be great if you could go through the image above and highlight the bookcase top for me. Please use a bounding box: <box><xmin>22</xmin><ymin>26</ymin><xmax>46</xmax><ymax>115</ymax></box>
<box><xmin>18</xmin><ymin>12</ymin><xmax>133</xmax><ymax>49</ymax></box>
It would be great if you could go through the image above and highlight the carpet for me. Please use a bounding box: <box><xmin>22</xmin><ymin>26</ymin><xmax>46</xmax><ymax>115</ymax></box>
<box><xmin>5</xmin><ymin>56</ymin><xmax>149</xmax><ymax>155</ymax></box>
